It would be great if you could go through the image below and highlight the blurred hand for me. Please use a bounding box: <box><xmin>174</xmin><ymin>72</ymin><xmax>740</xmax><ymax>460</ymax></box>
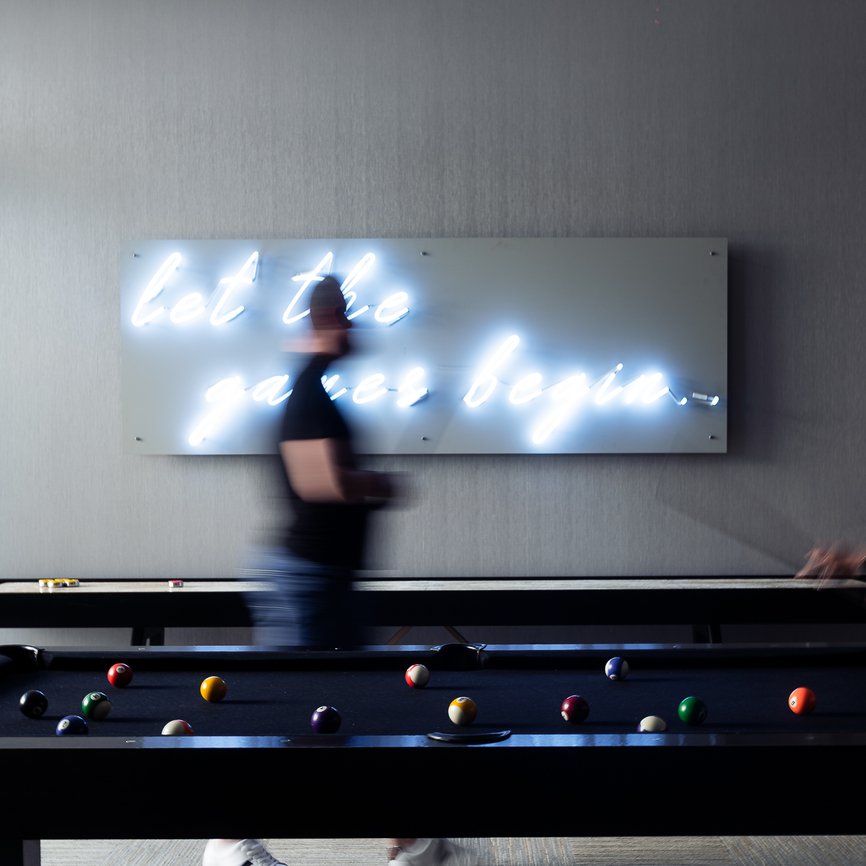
<box><xmin>794</xmin><ymin>543</ymin><xmax>866</xmax><ymax>588</ymax></box>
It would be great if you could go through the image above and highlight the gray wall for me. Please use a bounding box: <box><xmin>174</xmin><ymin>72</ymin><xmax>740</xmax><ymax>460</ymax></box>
<box><xmin>3</xmin><ymin>0</ymin><xmax>866</xmax><ymax>617</ymax></box>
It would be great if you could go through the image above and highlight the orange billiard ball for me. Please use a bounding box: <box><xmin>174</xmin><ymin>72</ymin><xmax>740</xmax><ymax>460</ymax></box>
<box><xmin>200</xmin><ymin>676</ymin><xmax>228</xmax><ymax>703</ymax></box>
<box><xmin>788</xmin><ymin>686</ymin><xmax>816</xmax><ymax>715</ymax></box>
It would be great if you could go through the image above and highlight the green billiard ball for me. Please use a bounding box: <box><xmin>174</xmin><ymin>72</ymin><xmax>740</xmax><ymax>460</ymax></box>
<box><xmin>81</xmin><ymin>691</ymin><xmax>112</xmax><ymax>721</ymax></box>
<box><xmin>677</xmin><ymin>695</ymin><xmax>707</xmax><ymax>725</ymax></box>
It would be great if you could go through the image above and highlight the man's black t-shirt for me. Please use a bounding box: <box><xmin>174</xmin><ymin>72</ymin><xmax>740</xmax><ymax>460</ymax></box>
<box><xmin>279</xmin><ymin>354</ymin><xmax>371</xmax><ymax>570</ymax></box>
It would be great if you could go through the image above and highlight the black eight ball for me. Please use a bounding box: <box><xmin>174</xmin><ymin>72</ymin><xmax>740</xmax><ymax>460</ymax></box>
<box><xmin>20</xmin><ymin>689</ymin><xmax>49</xmax><ymax>719</ymax></box>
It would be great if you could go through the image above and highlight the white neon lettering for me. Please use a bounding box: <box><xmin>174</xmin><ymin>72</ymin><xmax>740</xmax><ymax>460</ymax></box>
<box><xmin>188</xmin><ymin>377</ymin><xmax>246</xmax><ymax>446</ymax></box>
<box><xmin>353</xmin><ymin>373</ymin><xmax>388</xmax><ymax>404</ymax></box>
<box><xmin>397</xmin><ymin>367</ymin><xmax>428</xmax><ymax>407</ymax></box>
<box><xmin>131</xmin><ymin>252</ymin><xmax>182</xmax><ymax>326</ymax></box>
<box><xmin>647</xmin><ymin>385</ymin><xmax>671</xmax><ymax>403</ymax></box>
<box><xmin>463</xmin><ymin>335</ymin><xmax>521</xmax><ymax>408</ymax></box>
<box><xmin>531</xmin><ymin>373</ymin><xmax>590</xmax><ymax>444</ymax></box>
<box><xmin>183</xmin><ymin>357</ymin><xmax>705</xmax><ymax>449</ymax></box>
<box><xmin>322</xmin><ymin>374</ymin><xmax>348</xmax><ymax>401</ymax></box>
<box><xmin>282</xmin><ymin>252</ymin><xmax>334</xmax><ymax>325</ymax></box>
<box><xmin>509</xmin><ymin>373</ymin><xmax>544</xmax><ymax>405</ymax></box>
<box><xmin>210</xmin><ymin>251</ymin><xmax>259</xmax><ymax>326</ymax></box>
<box><xmin>618</xmin><ymin>372</ymin><xmax>667</xmax><ymax>404</ymax></box>
<box><xmin>593</xmin><ymin>364</ymin><xmax>624</xmax><ymax>404</ymax></box>
<box><xmin>621</xmin><ymin>374</ymin><xmax>647</xmax><ymax>404</ymax></box>
<box><xmin>251</xmin><ymin>375</ymin><xmax>292</xmax><ymax>406</ymax></box>
<box><xmin>375</xmin><ymin>291</ymin><xmax>410</xmax><ymax>326</ymax></box>
<box><xmin>170</xmin><ymin>292</ymin><xmax>206</xmax><ymax>324</ymax></box>
<box><xmin>341</xmin><ymin>253</ymin><xmax>374</xmax><ymax>320</ymax></box>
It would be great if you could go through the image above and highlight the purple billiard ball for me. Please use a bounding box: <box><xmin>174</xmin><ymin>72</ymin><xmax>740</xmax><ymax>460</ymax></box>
<box><xmin>310</xmin><ymin>705</ymin><xmax>341</xmax><ymax>733</ymax></box>
<box><xmin>561</xmin><ymin>694</ymin><xmax>590</xmax><ymax>723</ymax></box>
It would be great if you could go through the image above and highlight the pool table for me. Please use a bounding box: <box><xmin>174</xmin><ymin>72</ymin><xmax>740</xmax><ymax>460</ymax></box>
<box><xmin>2</xmin><ymin>641</ymin><xmax>866</xmax><ymax>865</ymax></box>
<box><xmin>2</xmin><ymin>574</ymin><xmax>865</xmax><ymax>644</ymax></box>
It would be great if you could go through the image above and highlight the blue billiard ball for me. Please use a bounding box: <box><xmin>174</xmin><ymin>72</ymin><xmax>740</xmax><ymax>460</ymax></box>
<box><xmin>56</xmin><ymin>715</ymin><xmax>88</xmax><ymax>736</ymax></box>
<box><xmin>605</xmin><ymin>656</ymin><xmax>629</xmax><ymax>681</ymax></box>
<box><xmin>310</xmin><ymin>705</ymin><xmax>341</xmax><ymax>733</ymax></box>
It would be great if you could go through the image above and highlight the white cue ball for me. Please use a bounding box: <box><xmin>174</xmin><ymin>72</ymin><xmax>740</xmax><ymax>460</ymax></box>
<box><xmin>161</xmin><ymin>719</ymin><xmax>194</xmax><ymax>735</ymax></box>
<box><xmin>638</xmin><ymin>715</ymin><xmax>667</xmax><ymax>733</ymax></box>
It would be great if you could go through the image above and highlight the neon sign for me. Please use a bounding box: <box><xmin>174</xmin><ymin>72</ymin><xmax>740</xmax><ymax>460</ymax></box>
<box><xmin>120</xmin><ymin>238</ymin><xmax>727</xmax><ymax>455</ymax></box>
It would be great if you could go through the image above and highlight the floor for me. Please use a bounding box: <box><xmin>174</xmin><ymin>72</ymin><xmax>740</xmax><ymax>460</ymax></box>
<box><xmin>37</xmin><ymin>836</ymin><xmax>866</xmax><ymax>866</ymax></box>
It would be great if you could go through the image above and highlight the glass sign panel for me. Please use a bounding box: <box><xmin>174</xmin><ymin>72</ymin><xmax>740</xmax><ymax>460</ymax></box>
<box><xmin>120</xmin><ymin>238</ymin><xmax>727</xmax><ymax>455</ymax></box>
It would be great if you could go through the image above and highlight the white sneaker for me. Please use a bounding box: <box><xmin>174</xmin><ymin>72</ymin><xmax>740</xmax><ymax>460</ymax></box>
<box><xmin>203</xmin><ymin>839</ymin><xmax>287</xmax><ymax>866</ymax></box>
<box><xmin>391</xmin><ymin>838</ymin><xmax>478</xmax><ymax>866</ymax></box>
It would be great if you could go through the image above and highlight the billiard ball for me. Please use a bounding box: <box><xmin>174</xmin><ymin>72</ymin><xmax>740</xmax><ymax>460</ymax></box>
<box><xmin>310</xmin><ymin>705</ymin><xmax>341</xmax><ymax>733</ymax></box>
<box><xmin>19</xmin><ymin>689</ymin><xmax>48</xmax><ymax>719</ymax></box>
<box><xmin>448</xmin><ymin>696</ymin><xmax>477</xmax><ymax>726</ymax></box>
<box><xmin>638</xmin><ymin>715</ymin><xmax>667</xmax><ymax>733</ymax></box>
<box><xmin>81</xmin><ymin>691</ymin><xmax>112</xmax><ymax>721</ymax></box>
<box><xmin>560</xmin><ymin>694</ymin><xmax>590</xmax><ymax>723</ymax></box>
<box><xmin>605</xmin><ymin>657</ymin><xmax>629</xmax><ymax>680</ymax></box>
<box><xmin>788</xmin><ymin>686</ymin><xmax>817</xmax><ymax>715</ymax></box>
<box><xmin>56</xmin><ymin>714</ymin><xmax>88</xmax><ymax>736</ymax></box>
<box><xmin>107</xmin><ymin>662</ymin><xmax>133</xmax><ymax>688</ymax></box>
<box><xmin>677</xmin><ymin>695</ymin><xmax>707</xmax><ymax>726</ymax></box>
<box><xmin>405</xmin><ymin>663</ymin><xmax>430</xmax><ymax>688</ymax></box>
<box><xmin>161</xmin><ymin>719</ymin><xmax>194</xmax><ymax>735</ymax></box>
<box><xmin>200</xmin><ymin>676</ymin><xmax>228</xmax><ymax>703</ymax></box>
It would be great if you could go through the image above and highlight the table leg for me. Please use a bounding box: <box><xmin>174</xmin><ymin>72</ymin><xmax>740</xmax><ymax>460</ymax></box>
<box><xmin>1</xmin><ymin>839</ymin><xmax>40</xmax><ymax>866</ymax></box>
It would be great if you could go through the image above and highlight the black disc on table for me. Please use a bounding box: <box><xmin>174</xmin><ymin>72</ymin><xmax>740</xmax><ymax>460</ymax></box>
<box><xmin>426</xmin><ymin>729</ymin><xmax>511</xmax><ymax>744</ymax></box>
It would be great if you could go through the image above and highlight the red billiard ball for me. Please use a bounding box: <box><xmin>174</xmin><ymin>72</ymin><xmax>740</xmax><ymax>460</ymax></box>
<box><xmin>560</xmin><ymin>694</ymin><xmax>590</xmax><ymax>723</ymax></box>
<box><xmin>311</xmin><ymin>705</ymin><xmax>341</xmax><ymax>733</ymax></box>
<box><xmin>107</xmin><ymin>663</ymin><xmax>133</xmax><ymax>688</ymax></box>
<box><xmin>405</xmin><ymin>663</ymin><xmax>430</xmax><ymax>688</ymax></box>
<box><xmin>788</xmin><ymin>686</ymin><xmax>817</xmax><ymax>715</ymax></box>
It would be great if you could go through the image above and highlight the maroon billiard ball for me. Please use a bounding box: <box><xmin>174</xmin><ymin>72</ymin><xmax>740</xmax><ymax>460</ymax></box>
<box><xmin>310</xmin><ymin>705</ymin><xmax>341</xmax><ymax>733</ymax></box>
<box><xmin>561</xmin><ymin>694</ymin><xmax>590</xmax><ymax>723</ymax></box>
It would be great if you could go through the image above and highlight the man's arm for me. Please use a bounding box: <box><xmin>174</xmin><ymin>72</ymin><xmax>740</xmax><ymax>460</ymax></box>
<box><xmin>280</xmin><ymin>439</ymin><xmax>394</xmax><ymax>504</ymax></box>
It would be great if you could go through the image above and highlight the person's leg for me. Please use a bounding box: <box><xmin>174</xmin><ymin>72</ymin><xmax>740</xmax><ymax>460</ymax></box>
<box><xmin>242</xmin><ymin>545</ymin><xmax>303</xmax><ymax>647</ymax></box>
<box><xmin>294</xmin><ymin>564</ymin><xmax>349</xmax><ymax>648</ymax></box>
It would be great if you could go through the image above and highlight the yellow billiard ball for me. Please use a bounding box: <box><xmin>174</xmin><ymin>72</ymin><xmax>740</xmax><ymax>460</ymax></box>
<box><xmin>448</xmin><ymin>696</ymin><xmax>477</xmax><ymax>726</ymax></box>
<box><xmin>200</xmin><ymin>676</ymin><xmax>228</xmax><ymax>703</ymax></box>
